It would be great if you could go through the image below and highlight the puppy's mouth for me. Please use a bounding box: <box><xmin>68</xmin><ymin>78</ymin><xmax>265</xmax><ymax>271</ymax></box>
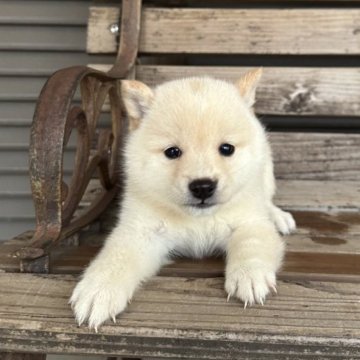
<box><xmin>187</xmin><ymin>200</ymin><xmax>216</xmax><ymax>209</ymax></box>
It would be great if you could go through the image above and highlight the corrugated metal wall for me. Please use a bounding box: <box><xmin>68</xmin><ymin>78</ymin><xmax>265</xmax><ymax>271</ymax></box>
<box><xmin>0</xmin><ymin>0</ymin><xmax>114</xmax><ymax>241</ymax></box>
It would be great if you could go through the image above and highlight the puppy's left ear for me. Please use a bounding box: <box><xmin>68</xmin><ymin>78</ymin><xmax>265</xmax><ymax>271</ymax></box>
<box><xmin>121</xmin><ymin>80</ymin><xmax>154</xmax><ymax>130</ymax></box>
<box><xmin>235</xmin><ymin>68</ymin><xmax>262</xmax><ymax>107</ymax></box>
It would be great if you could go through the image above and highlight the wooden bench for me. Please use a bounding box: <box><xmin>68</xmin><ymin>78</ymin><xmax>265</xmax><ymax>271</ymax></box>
<box><xmin>1</xmin><ymin>0</ymin><xmax>359</xmax><ymax>358</ymax></box>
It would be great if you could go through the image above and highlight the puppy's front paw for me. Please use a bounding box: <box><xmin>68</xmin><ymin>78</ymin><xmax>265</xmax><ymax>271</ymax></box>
<box><xmin>270</xmin><ymin>205</ymin><xmax>296</xmax><ymax>235</ymax></box>
<box><xmin>70</xmin><ymin>273</ymin><xmax>129</xmax><ymax>331</ymax></box>
<box><xmin>225</xmin><ymin>261</ymin><xmax>276</xmax><ymax>307</ymax></box>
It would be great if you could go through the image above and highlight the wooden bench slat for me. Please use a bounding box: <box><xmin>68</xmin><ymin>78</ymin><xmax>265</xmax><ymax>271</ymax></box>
<box><xmin>270</xmin><ymin>133</ymin><xmax>360</xmax><ymax>181</ymax></box>
<box><xmin>0</xmin><ymin>273</ymin><xmax>359</xmax><ymax>358</ymax></box>
<box><xmin>26</xmin><ymin>245</ymin><xmax>360</xmax><ymax>280</ymax></box>
<box><xmin>1</xmin><ymin>243</ymin><xmax>360</xmax><ymax>280</ymax></box>
<box><xmin>87</xmin><ymin>6</ymin><xmax>120</xmax><ymax>54</ymax></box>
<box><xmin>274</xmin><ymin>180</ymin><xmax>360</xmax><ymax>209</ymax></box>
<box><xmin>137</xmin><ymin>65</ymin><xmax>360</xmax><ymax>116</ymax></box>
<box><xmin>141</xmin><ymin>8</ymin><xmax>360</xmax><ymax>55</ymax></box>
<box><xmin>4</xmin><ymin>246</ymin><xmax>360</xmax><ymax>282</ymax></box>
<box><xmin>88</xmin><ymin>8</ymin><xmax>360</xmax><ymax>55</ymax></box>
<box><xmin>92</xmin><ymin>64</ymin><xmax>360</xmax><ymax>117</ymax></box>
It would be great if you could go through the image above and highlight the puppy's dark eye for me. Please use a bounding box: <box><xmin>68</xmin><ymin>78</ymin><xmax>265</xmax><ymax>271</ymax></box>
<box><xmin>164</xmin><ymin>146</ymin><xmax>182</xmax><ymax>159</ymax></box>
<box><xmin>219</xmin><ymin>143</ymin><xmax>235</xmax><ymax>156</ymax></box>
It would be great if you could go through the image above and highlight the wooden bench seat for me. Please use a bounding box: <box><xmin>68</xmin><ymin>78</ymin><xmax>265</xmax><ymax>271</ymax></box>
<box><xmin>1</xmin><ymin>273</ymin><xmax>359</xmax><ymax>359</ymax></box>
<box><xmin>1</xmin><ymin>0</ymin><xmax>359</xmax><ymax>358</ymax></box>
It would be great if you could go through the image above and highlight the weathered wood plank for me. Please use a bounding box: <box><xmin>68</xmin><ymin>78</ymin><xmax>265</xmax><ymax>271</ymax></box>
<box><xmin>0</xmin><ymin>273</ymin><xmax>359</xmax><ymax>358</ymax></box>
<box><xmin>135</xmin><ymin>65</ymin><xmax>360</xmax><ymax>116</ymax></box>
<box><xmin>91</xmin><ymin>64</ymin><xmax>360</xmax><ymax>116</ymax></box>
<box><xmin>88</xmin><ymin>8</ymin><xmax>360</xmax><ymax>54</ymax></box>
<box><xmin>270</xmin><ymin>133</ymin><xmax>360</xmax><ymax>181</ymax></box>
<box><xmin>90</xmin><ymin>64</ymin><xmax>360</xmax><ymax>117</ymax></box>
<box><xmin>2</xmin><ymin>243</ymin><xmax>360</xmax><ymax>280</ymax></box>
<box><xmin>87</xmin><ymin>6</ymin><xmax>120</xmax><ymax>54</ymax></box>
<box><xmin>274</xmin><ymin>181</ymin><xmax>360</xmax><ymax>209</ymax></box>
<box><xmin>0</xmin><ymin>354</ymin><xmax>46</xmax><ymax>360</ymax></box>
<box><xmin>141</xmin><ymin>8</ymin><xmax>360</xmax><ymax>54</ymax></box>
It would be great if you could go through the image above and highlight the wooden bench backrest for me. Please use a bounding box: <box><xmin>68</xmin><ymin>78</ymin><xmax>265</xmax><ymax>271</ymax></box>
<box><xmin>87</xmin><ymin>2</ymin><xmax>360</xmax><ymax>181</ymax></box>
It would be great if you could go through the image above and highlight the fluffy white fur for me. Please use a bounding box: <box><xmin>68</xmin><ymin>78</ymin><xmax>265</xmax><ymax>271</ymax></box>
<box><xmin>70</xmin><ymin>69</ymin><xmax>296</xmax><ymax>330</ymax></box>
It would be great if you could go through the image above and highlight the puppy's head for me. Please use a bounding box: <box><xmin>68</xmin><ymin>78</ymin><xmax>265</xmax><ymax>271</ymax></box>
<box><xmin>122</xmin><ymin>69</ymin><xmax>264</xmax><ymax>215</ymax></box>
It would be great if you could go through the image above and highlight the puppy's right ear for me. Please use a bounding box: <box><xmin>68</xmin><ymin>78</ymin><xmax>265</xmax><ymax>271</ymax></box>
<box><xmin>235</xmin><ymin>68</ymin><xmax>262</xmax><ymax>108</ymax></box>
<box><xmin>121</xmin><ymin>80</ymin><xmax>154</xmax><ymax>131</ymax></box>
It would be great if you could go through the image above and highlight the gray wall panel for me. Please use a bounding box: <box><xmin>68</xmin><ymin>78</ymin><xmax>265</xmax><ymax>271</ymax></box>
<box><xmin>0</xmin><ymin>150</ymin><xmax>30</xmax><ymax>168</ymax></box>
<box><xmin>0</xmin><ymin>77</ymin><xmax>84</xmax><ymax>101</ymax></box>
<box><xmin>0</xmin><ymin>0</ymin><xmax>89</xmax><ymax>25</ymax></box>
<box><xmin>0</xmin><ymin>195</ymin><xmax>34</xmax><ymax>218</ymax></box>
<box><xmin>0</xmin><ymin>173</ymin><xmax>32</xmax><ymax>193</ymax></box>
<box><xmin>0</xmin><ymin>25</ymin><xmax>86</xmax><ymax>51</ymax></box>
<box><xmin>0</xmin><ymin>102</ymin><xmax>36</xmax><ymax>125</ymax></box>
<box><xmin>0</xmin><ymin>51</ymin><xmax>115</xmax><ymax>76</ymax></box>
<box><xmin>0</xmin><ymin>220</ymin><xmax>35</xmax><ymax>239</ymax></box>
<box><xmin>0</xmin><ymin>127</ymin><xmax>31</xmax><ymax>144</ymax></box>
<box><xmin>0</xmin><ymin>149</ymin><xmax>76</xmax><ymax>169</ymax></box>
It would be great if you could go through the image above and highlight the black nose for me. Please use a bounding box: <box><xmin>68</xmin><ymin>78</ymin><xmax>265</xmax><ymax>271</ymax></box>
<box><xmin>188</xmin><ymin>178</ymin><xmax>217</xmax><ymax>200</ymax></box>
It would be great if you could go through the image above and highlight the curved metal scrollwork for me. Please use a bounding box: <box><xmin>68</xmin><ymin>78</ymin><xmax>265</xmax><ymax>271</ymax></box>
<box><xmin>14</xmin><ymin>0</ymin><xmax>142</xmax><ymax>272</ymax></box>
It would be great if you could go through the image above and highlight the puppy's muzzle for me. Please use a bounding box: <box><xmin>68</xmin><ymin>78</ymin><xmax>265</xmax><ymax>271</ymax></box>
<box><xmin>188</xmin><ymin>178</ymin><xmax>218</xmax><ymax>201</ymax></box>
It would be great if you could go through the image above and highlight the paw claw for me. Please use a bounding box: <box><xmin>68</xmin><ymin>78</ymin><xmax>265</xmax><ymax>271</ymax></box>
<box><xmin>70</xmin><ymin>272</ymin><xmax>129</xmax><ymax>330</ymax></box>
<box><xmin>225</xmin><ymin>262</ymin><xmax>277</xmax><ymax>309</ymax></box>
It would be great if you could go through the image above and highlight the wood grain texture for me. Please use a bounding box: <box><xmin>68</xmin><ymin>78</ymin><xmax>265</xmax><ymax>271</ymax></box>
<box><xmin>135</xmin><ymin>65</ymin><xmax>360</xmax><ymax>116</ymax></box>
<box><xmin>270</xmin><ymin>133</ymin><xmax>360</xmax><ymax>181</ymax></box>
<box><xmin>88</xmin><ymin>7</ymin><xmax>360</xmax><ymax>54</ymax></box>
<box><xmin>141</xmin><ymin>8</ymin><xmax>360</xmax><ymax>54</ymax></box>
<box><xmin>87</xmin><ymin>6</ymin><xmax>120</xmax><ymax>53</ymax></box>
<box><xmin>0</xmin><ymin>354</ymin><xmax>46</xmax><ymax>360</ymax></box>
<box><xmin>274</xmin><ymin>180</ymin><xmax>360</xmax><ymax>210</ymax></box>
<box><xmin>0</xmin><ymin>273</ymin><xmax>359</xmax><ymax>358</ymax></box>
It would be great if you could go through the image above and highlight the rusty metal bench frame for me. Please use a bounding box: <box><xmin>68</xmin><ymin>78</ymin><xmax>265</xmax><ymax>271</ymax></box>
<box><xmin>12</xmin><ymin>0</ymin><xmax>141</xmax><ymax>273</ymax></box>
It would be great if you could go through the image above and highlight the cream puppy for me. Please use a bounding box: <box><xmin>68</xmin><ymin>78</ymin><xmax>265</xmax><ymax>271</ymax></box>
<box><xmin>70</xmin><ymin>69</ymin><xmax>296</xmax><ymax>330</ymax></box>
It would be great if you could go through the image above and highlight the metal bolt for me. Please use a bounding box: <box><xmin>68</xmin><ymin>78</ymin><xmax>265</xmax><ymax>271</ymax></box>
<box><xmin>109</xmin><ymin>23</ymin><xmax>119</xmax><ymax>34</ymax></box>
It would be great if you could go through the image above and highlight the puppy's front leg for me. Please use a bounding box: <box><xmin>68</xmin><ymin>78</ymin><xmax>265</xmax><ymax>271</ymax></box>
<box><xmin>225</xmin><ymin>220</ymin><xmax>284</xmax><ymax>307</ymax></box>
<box><xmin>70</xmin><ymin>222</ymin><xmax>169</xmax><ymax>330</ymax></box>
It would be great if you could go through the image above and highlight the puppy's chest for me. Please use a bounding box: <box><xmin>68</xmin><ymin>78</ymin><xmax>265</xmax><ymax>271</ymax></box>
<box><xmin>170</xmin><ymin>218</ymin><xmax>233</xmax><ymax>258</ymax></box>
